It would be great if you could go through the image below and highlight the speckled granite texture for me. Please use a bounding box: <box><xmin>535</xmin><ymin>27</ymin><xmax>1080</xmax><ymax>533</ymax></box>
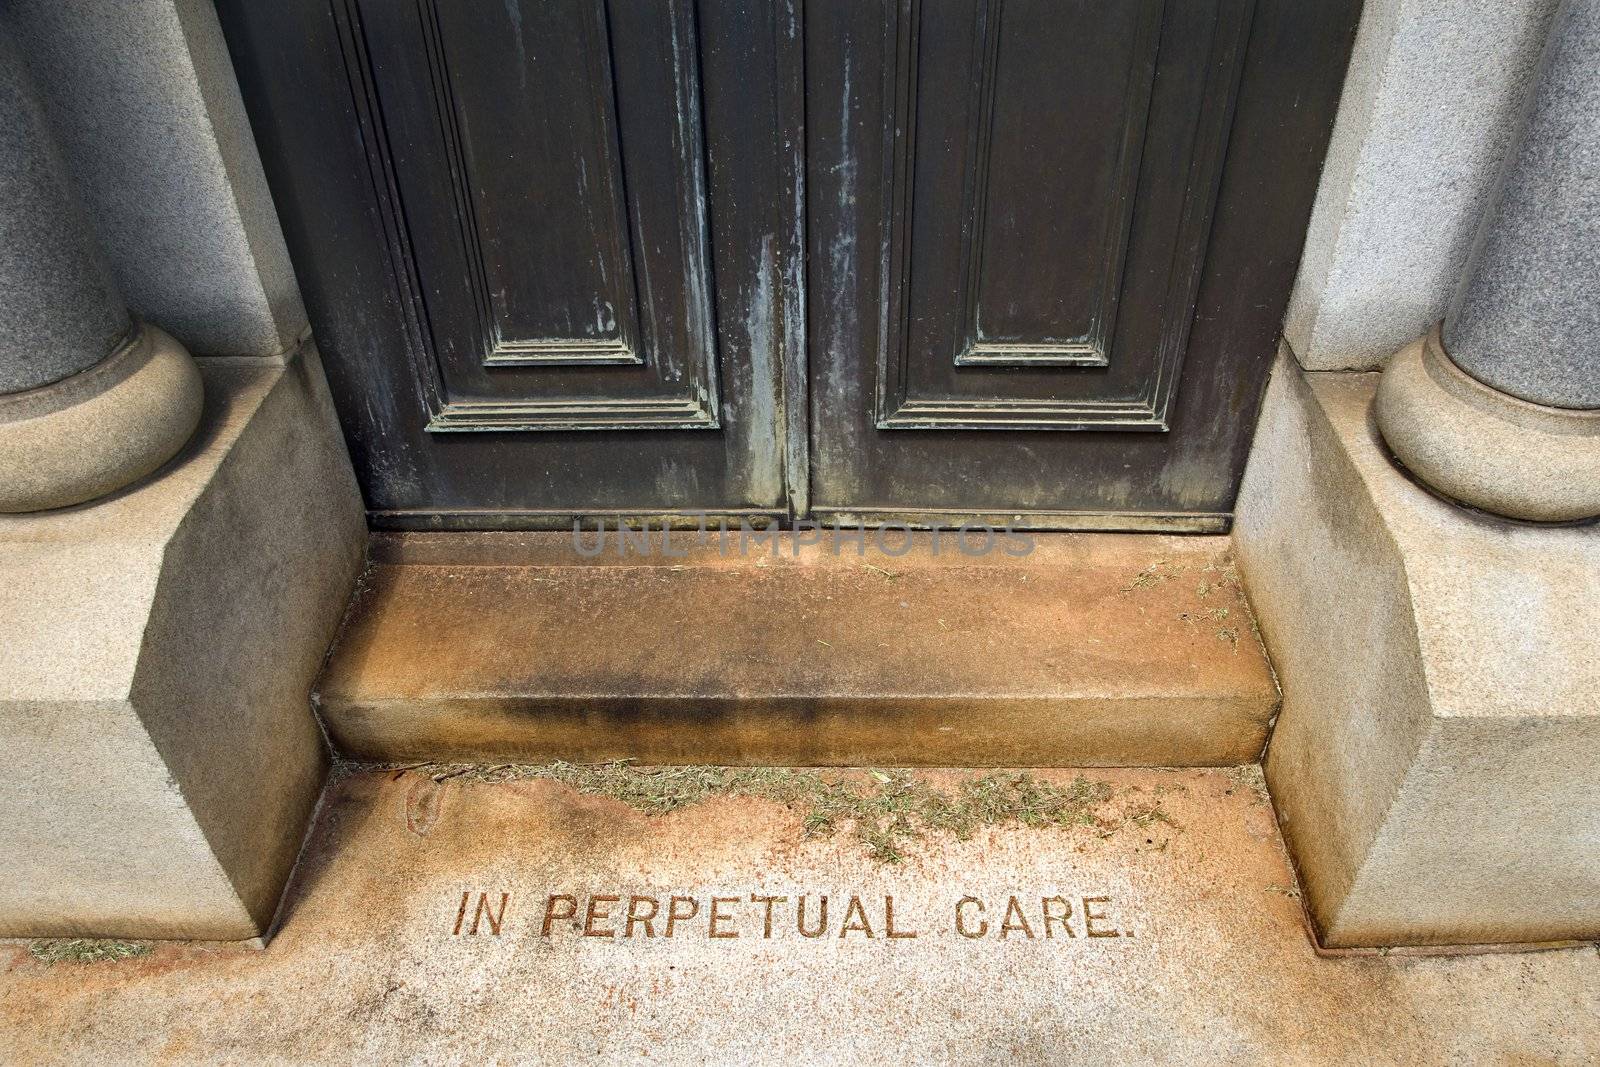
<box><xmin>1446</xmin><ymin>0</ymin><xmax>1600</xmax><ymax>409</ymax></box>
<box><xmin>3</xmin><ymin>0</ymin><xmax>306</xmax><ymax>358</ymax></box>
<box><xmin>0</xmin><ymin>32</ymin><xmax>128</xmax><ymax>393</ymax></box>
<box><xmin>1285</xmin><ymin>0</ymin><xmax>1560</xmax><ymax>371</ymax></box>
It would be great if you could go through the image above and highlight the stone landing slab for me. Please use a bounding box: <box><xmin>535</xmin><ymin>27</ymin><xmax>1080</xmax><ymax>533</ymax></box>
<box><xmin>1</xmin><ymin>767</ymin><xmax>1595</xmax><ymax>1065</ymax></box>
<box><xmin>318</xmin><ymin>532</ymin><xmax>1278</xmax><ymax>766</ymax></box>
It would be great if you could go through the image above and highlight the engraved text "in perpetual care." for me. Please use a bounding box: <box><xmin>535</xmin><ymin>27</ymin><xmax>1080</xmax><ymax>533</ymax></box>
<box><xmin>448</xmin><ymin>891</ymin><xmax>1133</xmax><ymax>940</ymax></box>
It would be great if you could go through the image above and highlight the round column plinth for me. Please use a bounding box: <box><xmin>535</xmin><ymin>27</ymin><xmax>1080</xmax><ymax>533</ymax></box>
<box><xmin>0</xmin><ymin>323</ymin><xmax>203</xmax><ymax>512</ymax></box>
<box><xmin>1375</xmin><ymin>324</ymin><xmax>1600</xmax><ymax>523</ymax></box>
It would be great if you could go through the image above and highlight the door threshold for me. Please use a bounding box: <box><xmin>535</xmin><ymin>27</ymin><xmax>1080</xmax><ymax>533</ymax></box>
<box><xmin>367</xmin><ymin>509</ymin><xmax>1232</xmax><ymax>534</ymax></box>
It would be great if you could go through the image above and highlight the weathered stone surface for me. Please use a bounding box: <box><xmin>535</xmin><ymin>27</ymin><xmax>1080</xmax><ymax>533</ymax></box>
<box><xmin>1234</xmin><ymin>349</ymin><xmax>1600</xmax><ymax>947</ymax></box>
<box><xmin>0</xmin><ymin>346</ymin><xmax>366</xmax><ymax>938</ymax></box>
<box><xmin>319</xmin><ymin>532</ymin><xmax>1278</xmax><ymax>767</ymax></box>
<box><xmin>1</xmin><ymin>767</ymin><xmax>1595</xmax><ymax>1064</ymax></box>
<box><xmin>4</xmin><ymin>0</ymin><xmax>307</xmax><ymax>357</ymax></box>
<box><xmin>1284</xmin><ymin>0</ymin><xmax>1559</xmax><ymax>371</ymax></box>
<box><xmin>0</xmin><ymin>30</ymin><xmax>128</xmax><ymax>393</ymax></box>
<box><xmin>1374</xmin><ymin>326</ymin><xmax>1600</xmax><ymax>521</ymax></box>
<box><xmin>0</xmin><ymin>325</ymin><xmax>203</xmax><ymax>513</ymax></box>
<box><xmin>1445</xmin><ymin>0</ymin><xmax>1600</xmax><ymax>409</ymax></box>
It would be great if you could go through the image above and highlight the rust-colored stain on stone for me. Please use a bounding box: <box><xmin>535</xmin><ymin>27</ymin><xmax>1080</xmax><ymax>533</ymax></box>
<box><xmin>318</xmin><ymin>532</ymin><xmax>1279</xmax><ymax>765</ymax></box>
<box><xmin>1</xmin><ymin>767</ymin><xmax>1595</xmax><ymax>1064</ymax></box>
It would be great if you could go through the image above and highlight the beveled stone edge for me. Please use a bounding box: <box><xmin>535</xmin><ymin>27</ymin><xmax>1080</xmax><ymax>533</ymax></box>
<box><xmin>1291</xmin><ymin>853</ymin><xmax>1594</xmax><ymax>957</ymax></box>
<box><xmin>1240</xmin><ymin>357</ymin><xmax>1436</xmax><ymax>944</ymax></box>
<box><xmin>0</xmin><ymin>345</ymin><xmax>364</xmax><ymax>941</ymax></box>
<box><xmin>1247</xmin><ymin>356</ymin><xmax>1600</xmax><ymax>947</ymax></box>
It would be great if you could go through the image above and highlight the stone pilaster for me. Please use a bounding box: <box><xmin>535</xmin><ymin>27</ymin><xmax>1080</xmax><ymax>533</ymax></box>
<box><xmin>1375</xmin><ymin>0</ymin><xmax>1600</xmax><ymax>522</ymax></box>
<box><xmin>0</xmin><ymin>29</ymin><xmax>201</xmax><ymax>513</ymax></box>
<box><xmin>0</xmin><ymin>6</ymin><xmax>367</xmax><ymax>943</ymax></box>
<box><xmin>1237</xmin><ymin>0</ymin><xmax>1600</xmax><ymax>952</ymax></box>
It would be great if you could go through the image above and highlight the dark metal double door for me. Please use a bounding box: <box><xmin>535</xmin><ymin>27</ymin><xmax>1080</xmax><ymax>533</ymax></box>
<box><xmin>218</xmin><ymin>0</ymin><xmax>1357</xmax><ymax>530</ymax></box>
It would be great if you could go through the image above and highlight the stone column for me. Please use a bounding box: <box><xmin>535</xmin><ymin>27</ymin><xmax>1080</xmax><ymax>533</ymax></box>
<box><xmin>1376</xmin><ymin>0</ymin><xmax>1600</xmax><ymax>522</ymax></box>
<box><xmin>0</xmin><ymin>30</ymin><xmax>201</xmax><ymax>513</ymax></box>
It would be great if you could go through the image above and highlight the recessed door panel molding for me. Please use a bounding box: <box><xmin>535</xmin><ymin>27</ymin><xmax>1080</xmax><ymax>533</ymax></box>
<box><xmin>344</xmin><ymin>0</ymin><xmax>721</xmax><ymax>432</ymax></box>
<box><xmin>950</xmin><ymin>0</ymin><xmax>1162</xmax><ymax>371</ymax></box>
<box><xmin>874</xmin><ymin>0</ymin><xmax>1256</xmax><ymax>431</ymax></box>
<box><xmin>807</xmin><ymin>0</ymin><xmax>1358</xmax><ymax>523</ymax></box>
<box><xmin>420</xmin><ymin>0</ymin><xmax>643</xmax><ymax>370</ymax></box>
<box><xmin>221</xmin><ymin>0</ymin><xmax>799</xmax><ymax>519</ymax></box>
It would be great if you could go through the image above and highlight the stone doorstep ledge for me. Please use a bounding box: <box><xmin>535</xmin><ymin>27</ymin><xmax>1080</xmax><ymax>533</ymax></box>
<box><xmin>316</xmin><ymin>530</ymin><xmax>1280</xmax><ymax>768</ymax></box>
<box><xmin>0</xmin><ymin>345</ymin><xmax>365</xmax><ymax>941</ymax></box>
<box><xmin>1233</xmin><ymin>348</ymin><xmax>1600</xmax><ymax>949</ymax></box>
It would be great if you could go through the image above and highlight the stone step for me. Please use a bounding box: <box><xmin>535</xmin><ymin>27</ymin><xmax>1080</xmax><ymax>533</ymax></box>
<box><xmin>2</xmin><ymin>765</ymin><xmax>1593</xmax><ymax>1063</ymax></box>
<box><xmin>317</xmin><ymin>531</ymin><xmax>1279</xmax><ymax>765</ymax></box>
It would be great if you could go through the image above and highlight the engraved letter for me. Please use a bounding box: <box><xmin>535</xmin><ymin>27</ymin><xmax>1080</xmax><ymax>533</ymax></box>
<box><xmin>452</xmin><ymin>891</ymin><xmax>471</xmax><ymax>935</ymax></box>
<box><xmin>625</xmin><ymin>896</ymin><xmax>659</xmax><ymax>938</ymax></box>
<box><xmin>1082</xmin><ymin>896</ymin><xmax>1121</xmax><ymax>938</ymax></box>
<box><xmin>542</xmin><ymin>894</ymin><xmax>578</xmax><ymax>937</ymax></box>
<box><xmin>1041</xmin><ymin>896</ymin><xmax>1076</xmax><ymax>939</ymax></box>
<box><xmin>839</xmin><ymin>895</ymin><xmax>874</xmax><ymax>938</ymax></box>
<box><xmin>665</xmin><ymin>895</ymin><xmax>700</xmax><ymax>938</ymax></box>
<box><xmin>584</xmin><ymin>894</ymin><xmax>619</xmax><ymax>937</ymax></box>
<box><xmin>955</xmin><ymin>896</ymin><xmax>988</xmax><ymax>939</ymax></box>
<box><xmin>465</xmin><ymin>892</ymin><xmax>509</xmax><ymax>936</ymax></box>
<box><xmin>751</xmin><ymin>894</ymin><xmax>788</xmax><ymax>938</ymax></box>
<box><xmin>709</xmin><ymin>897</ymin><xmax>741</xmax><ymax>939</ymax></box>
<box><xmin>884</xmin><ymin>895</ymin><xmax>917</xmax><ymax>939</ymax></box>
<box><xmin>797</xmin><ymin>894</ymin><xmax>829</xmax><ymax>938</ymax></box>
<box><xmin>1000</xmin><ymin>895</ymin><xmax>1035</xmax><ymax>940</ymax></box>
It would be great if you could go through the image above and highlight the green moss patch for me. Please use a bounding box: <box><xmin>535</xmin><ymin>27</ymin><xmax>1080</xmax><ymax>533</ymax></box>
<box><xmin>398</xmin><ymin>762</ymin><xmax>1181</xmax><ymax>864</ymax></box>
<box><xmin>29</xmin><ymin>939</ymin><xmax>151</xmax><ymax>965</ymax></box>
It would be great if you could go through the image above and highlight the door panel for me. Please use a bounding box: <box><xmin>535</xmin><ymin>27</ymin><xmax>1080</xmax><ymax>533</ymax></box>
<box><xmin>217</xmin><ymin>0</ymin><xmax>803</xmax><ymax>524</ymax></box>
<box><xmin>944</xmin><ymin>0</ymin><xmax>1158</xmax><ymax>373</ymax></box>
<box><xmin>807</xmin><ymin>0</ymin><xmax>1355</xmax><ymax>527</ymax></box>
<box><xmin>876</xmin><ymin>0</ymin><xmax>1241</xmax><ymax>431</ymax></box>
<box><xmin>218</xmin><ymin>0</ymin><xmax>1358</xmax><ymax>529</ymax></box>
<box><xmin>879</xmin><ymin>0</ymin><xmax>1176</xmax><ymax>429</ymax></box>
<box><xmin>364</xmin><ymin>0</ymin><xmax>721</xmax><ymax>430</ymax></box>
